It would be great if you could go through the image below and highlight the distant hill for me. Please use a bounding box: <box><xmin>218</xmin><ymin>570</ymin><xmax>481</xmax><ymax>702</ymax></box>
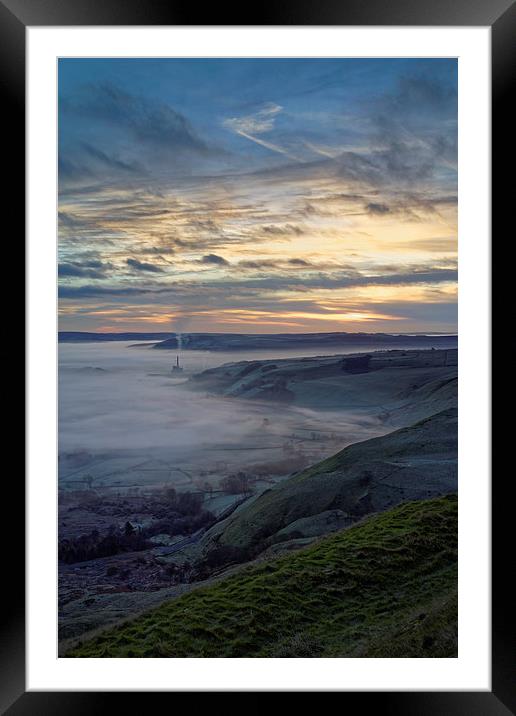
<box><xmin>59</xmin><ymin>332</ymin><xmax>173</xmax><ymax>342</ymax></box>
<box><xmin>202</xmin><ymin>407</ymin><xmax>457</xmax><ymax>557</ymax></box>
<box><xmin>190</xmin><ymin>348</ymin><xmax>457</xmax><ymax>419</ymax></box>
<box><xmin>153</xmin><ymin>331</ymin><xmax>458</xmax><ymax>351</ymax></box>
<box><xmin>59</xmin><ymin>330</ymin><xmax>458</xmax><ymax>349</ymax></box>
<box><xmin>68</xmin><ymin>495</ymin><xmax>457</xmax><ymax>658</ymax></box>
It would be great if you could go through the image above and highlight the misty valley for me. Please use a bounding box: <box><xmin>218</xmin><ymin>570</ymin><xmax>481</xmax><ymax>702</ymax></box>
<box><xmin>58</xmin><ymin>338</ymin><xmax>457</xmax><ymax>657</ymax></box>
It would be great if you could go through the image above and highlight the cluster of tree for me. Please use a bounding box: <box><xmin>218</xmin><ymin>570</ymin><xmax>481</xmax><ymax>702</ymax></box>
<box><xmin>59</xmin><ymin>490</ymin><xmax>216</xmax><ymax>565</ymax></box>
<box><xmin>58</xmin><ymin>522</ymin><xmax>149</xmax><ymax>564</ymax></box>
<box><xmin>144</xmin><ymin>489</ymin><xmax>215</xmax><ymax>536</ymax></box>
<box><xmin>143</xmin><ymin>509</ymin><xmax>215</xmax><ymax>540</ymax></box>
<box><xmin>162</xmin><ymin>488</ymin><xmax>205</xmax><ymax>516</ymax></box>
<box><xmin>219</xmin><ymin>472</ymin><xmax>253</xmax><ymax>496</ymax></box>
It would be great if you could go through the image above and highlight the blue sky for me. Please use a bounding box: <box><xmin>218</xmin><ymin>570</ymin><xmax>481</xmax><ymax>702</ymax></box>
<box><xmin>58</xmin><ymin>58</ymin><xmax>457</xmax><ymax>333</ymax></box>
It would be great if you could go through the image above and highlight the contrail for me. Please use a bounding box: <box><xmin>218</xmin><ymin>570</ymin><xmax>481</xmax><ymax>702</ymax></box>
<box><xmin>235</xmin><ymin>129</ymin><xmax>303</xmax><ymax>163</ymax></box>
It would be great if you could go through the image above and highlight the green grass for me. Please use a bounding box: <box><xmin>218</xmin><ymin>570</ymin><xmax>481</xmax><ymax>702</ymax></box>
<box><xmin>68</xmin><ymin>495</ymin><xmax>457</xmax><ymax>658</ymax></box>
<box><xmin>216</xmin><ymin>407</ymin><xmax>457</xmax><ymax>550</ymax></box>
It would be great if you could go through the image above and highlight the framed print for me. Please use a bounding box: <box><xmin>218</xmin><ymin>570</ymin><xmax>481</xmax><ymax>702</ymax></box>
<box><xmin>4</xmin><ymin>0</ymin><xmax>512</xmax><ymax>710</ymax></box>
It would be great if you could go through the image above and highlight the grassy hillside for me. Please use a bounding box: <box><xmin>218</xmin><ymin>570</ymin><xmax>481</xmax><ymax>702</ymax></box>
<box><xmin>206</xmin><ymin>407</ymin><xmax>457</xmax><ymax>554</ymax></box>
<box><xmin>189</xmin><ymin>348</ymin><xmax>457</xmax><ymax>416</ymax></box>
<box><xmin>68</xmin><ymin>495</ymin><xmax>457</xmax><ymax>658</ymax></box>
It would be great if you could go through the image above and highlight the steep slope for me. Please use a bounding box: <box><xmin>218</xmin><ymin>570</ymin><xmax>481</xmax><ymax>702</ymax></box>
<box><xmin>204</xmin><ymin>407</ymin><xmax>457</xmax><ymax>555</ymax></box>
<box><xmin>68</xmin><ymin>496</ymin><xmax>457</xmax><ymax>658</ymax></box>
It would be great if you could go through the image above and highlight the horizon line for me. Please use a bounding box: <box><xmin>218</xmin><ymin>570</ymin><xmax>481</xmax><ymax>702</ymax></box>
<box><xmin>58</xmin><ymin>329</ymin><xmax>458</xmax><ymax>336</ymax></box>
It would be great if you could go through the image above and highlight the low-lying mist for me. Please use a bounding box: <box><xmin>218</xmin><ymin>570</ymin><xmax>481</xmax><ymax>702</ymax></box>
<box><xmin>58</xmin><ymin>340</ymin><xmax>422</xmax><ymax>490</ymax></box>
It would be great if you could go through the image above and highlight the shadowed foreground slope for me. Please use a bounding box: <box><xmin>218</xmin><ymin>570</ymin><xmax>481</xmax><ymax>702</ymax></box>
<box><xmin>68</xmin><ymin>495</ymin><xmax>457</xmax><ymax>658</ymax></box>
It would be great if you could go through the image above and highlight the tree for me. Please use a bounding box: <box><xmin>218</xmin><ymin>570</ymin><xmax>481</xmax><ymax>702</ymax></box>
<box><xmin>176</xmin><ymin>491</ymin><xmax>203</xmax><ymax>516</ymax></box>
<box><xmin>164</xmin><ymin>487</ymin><xmax>177</xmax><ymax>504</ymax></box>
<box><xmin>220</xmin><ymin>472</ymin><xmax>252</xmax><ymax>496</ymax></box>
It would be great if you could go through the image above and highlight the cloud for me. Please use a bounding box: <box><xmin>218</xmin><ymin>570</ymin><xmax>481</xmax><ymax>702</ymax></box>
<box><xmin>58</xmin><ymin>261</ymin><xmax>112</xmax><ymax>279</ymax></box>
<box><xmin>398</xmin><ymin>236</ymin><xmax>456</xmax><ymax>253</ymax></box>
<box><xmin>236</xmin><ymin>257</ymin><xmax>326</xmax><ymax>271</ymax></box>
<box><xmin>365</xmin><ymin>202</ymin><xmax>390</xmax><ymax>215</ymax></box>
<box><xmin>80</xmin><ymin>143</ymin><xmax>144</xmax><ymax>174</ymax></box>
<box><xmin>139</xmin><ymin>245</ymin><xmax>176</xmax><ymax>258</ymax></box>
<box><xmin>200</xmin><ymin>254</ymin><xmax>228</xmax><ymax>266</ymax></box>
<box><xmin>228</xmin><ymin>268</ymin><xmax>458</xmax><ymax>293</ymax></box>
<box><xmin>340</xmin><ymin>76</ymin><xmax>456</xmax><ymax>188</ymax></box>
<box><xmin>287</xmin><ymin>258</ymin><xmax>311</xmax><ymax>267</ymax></box>
<box><xmin>223</xmin><ymin>103</ymin><xmax>283</xmax><ymax>135</ymax></box>
<box><xmin>62</xmin><ymin>83</ymin><xmax>210</xmax><ymax>155</ymax></box>
<box><xmin>58</xmin><ymin>61</ymin><xmax>457</xmax><ymax>333</ymax></box>
<box><xmin>126</xmin><ymin>258</ymin><xmax>165</xmax><ymax>273</ymax></box>
<box><xmin>241</xmin><ymin>73</ymin><xmax>457</xmax><ymax>192</ymax></box>
<box><xmin>58</xmin><ymin>211</ymin><xmax>98</xmax><ymax>230</ymax></box>
<box><xmin>59</xmin><ymin>145</ymin><xmax>145</xmax><ymax>187</ymax></box>
<box><xmin>188</xmin><ymin>219</ymin><xmax>221</xmax><ymax>233</ymax></box>
<box><xmin>58</xmin><ymin>82</ymin><xmax>225</xmax><ymax>188</ymax></box>
<box><xmin>237</xmin><ymin>259</ymin><xmax>281</xmax><ymax>270</ymax></box>
<box><xmin>58</xmin><ymin>157</ymin><xmax>93</xmax><ymax>181</ymax></box>
<box><xmin>80</xmin><ymin>259</ymin><xmax>111</xmax><ymax>269</ymax></box>
<box><xmin>262</xmin><ymin>224</ymin><xmax>304</xmax><ymax>236</ymax></box>
<box><xmin>58</xmin><ymin>266</ymin><xmax>457</xmax><ymax>302</ymax></box>
<box><xmin>59</xmin><ymin>285</ymin><xmax>153</xmax><ymax>298</ymax></box>
<box><xmin>382</xmin><ymin>74</ymin><xmax>457</xmax><ymax>120</ymax></box>
<box><xmin>223</xmin><ymin>103</ymin><xmax>302</xmax><ymax>162</ymax></box>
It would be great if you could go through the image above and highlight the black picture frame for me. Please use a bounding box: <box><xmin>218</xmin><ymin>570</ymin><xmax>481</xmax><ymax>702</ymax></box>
<box><xmin>4</xmin><ymin>0</ymin><xmax>510</xmax><ymax>711</ymax></box>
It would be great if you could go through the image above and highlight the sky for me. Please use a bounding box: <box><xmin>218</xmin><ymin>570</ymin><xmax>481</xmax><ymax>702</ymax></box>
<box><xmin>58</xmin><ymin>58</ymin><xmax>457</xmax><ymax>334</ymax></box>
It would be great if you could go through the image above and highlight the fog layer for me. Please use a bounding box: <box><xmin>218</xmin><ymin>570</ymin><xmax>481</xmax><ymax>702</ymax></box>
<box><xmin>58</xmin><ymin>340</ymin><xmax>452</xmax><ymax>490</ymax></box>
